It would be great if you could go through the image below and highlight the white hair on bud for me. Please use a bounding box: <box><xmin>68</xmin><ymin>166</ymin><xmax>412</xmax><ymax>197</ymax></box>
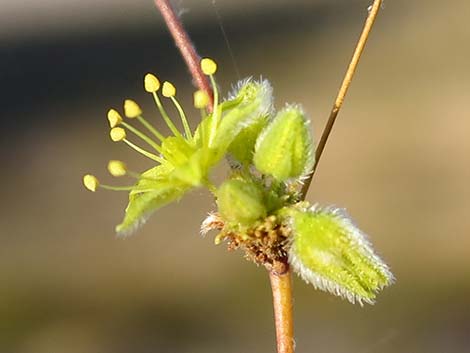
<box><xmin>227</xmin><ymin>77</ymin><xmax>274</xmax><ymax>117</ymax></box>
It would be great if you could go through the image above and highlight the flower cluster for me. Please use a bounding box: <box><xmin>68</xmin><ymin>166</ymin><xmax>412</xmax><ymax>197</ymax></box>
<box><xmin>83</xmin><ymin>58</ymin><xmax>393</xmax><ymax>304</ymax></box>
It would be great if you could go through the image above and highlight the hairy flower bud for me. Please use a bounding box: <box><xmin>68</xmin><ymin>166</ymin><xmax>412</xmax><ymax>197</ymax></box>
<box><xmin>284</xmin><ymin>205</ymin><xmax>394</xmax><ymax>305</ymax></box>
<box><xmin>254</xmin><ymin>106</ymin><xmax>314</xmax><ymax>181</ymax></box>
<box><xmin>217</xmin><ymin>178</ymin><xmax>267</xmax><ymax>226</ymax></box>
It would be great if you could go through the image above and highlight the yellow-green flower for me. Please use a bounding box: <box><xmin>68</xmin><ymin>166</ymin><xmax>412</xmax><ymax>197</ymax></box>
<box><xmin>83</xmin><ymin>58</ymin><xmax>273</xmax><ymax>235</ymax></box>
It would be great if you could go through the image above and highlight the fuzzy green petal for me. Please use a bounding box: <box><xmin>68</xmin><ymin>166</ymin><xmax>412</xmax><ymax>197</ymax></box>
<box><xmin>253</xmin><ymin>106</ymin><xmax>314</xmax><ymax>182</ymax></box>
<box><xmin>284</xmin><ymin>205</ymin><xmax>394</xmax><ymax>305</ymax></box>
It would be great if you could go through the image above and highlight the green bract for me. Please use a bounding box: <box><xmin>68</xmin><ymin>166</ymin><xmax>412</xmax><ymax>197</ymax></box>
<box><xmin>84</xmin><ymin>60</ymin><xmax>393</xmax><ymax>304</ymax></box>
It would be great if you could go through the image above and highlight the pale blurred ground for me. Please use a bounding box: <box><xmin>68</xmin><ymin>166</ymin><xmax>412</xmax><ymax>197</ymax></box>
<box><xmin>1</xmin><ymin>0</ymin><xmax>469</xmax><ymax>352</ymax></box>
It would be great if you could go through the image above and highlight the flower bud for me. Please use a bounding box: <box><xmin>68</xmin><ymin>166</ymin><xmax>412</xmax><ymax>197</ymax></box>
<box><xmin>217</xmin><ymin>178</ymin><xmax>267</xmax><ymax>226</ymax></box>
<box><xmin>285</xmin><ymin>205</ymin><xmax>394</xmax><ymax>305</ymax></box>
<box><xmin>253</xmin><ymin>106</ymin><xmax>314</xmax><ymax>181</ymax></box>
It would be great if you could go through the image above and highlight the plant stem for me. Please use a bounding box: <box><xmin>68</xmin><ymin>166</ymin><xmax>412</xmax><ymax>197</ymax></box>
<box><xmin>301</xmin><ymin>0</ymin><xmax>383</xmax><ymax>198</ymax></box>
<box><xmin>269</xmin><ymin>265</ymin><xmax>294</xmax><ymax>353</ymax></box>
<box><xmin>153</xmin><ymin>0</ymin><xmax>214</xmax><ymax>109</ymax></box>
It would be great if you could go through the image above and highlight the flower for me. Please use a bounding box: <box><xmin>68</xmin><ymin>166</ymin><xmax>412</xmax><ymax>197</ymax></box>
<box><xmin>83</xmin><ymin>58</ymin><xmax>273</xmax><ymax>235</ymax></box>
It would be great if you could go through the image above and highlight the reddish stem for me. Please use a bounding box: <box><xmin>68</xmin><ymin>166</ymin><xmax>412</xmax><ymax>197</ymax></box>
<box><xmin>153</xmin><ymin>0</ymin><xmax>213</xmax><ymax>109</ymax></box>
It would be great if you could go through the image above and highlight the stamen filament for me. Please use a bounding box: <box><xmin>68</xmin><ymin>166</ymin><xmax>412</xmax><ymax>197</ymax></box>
<box><xmin>170</xmin><ymin>96</ymin><xmax>192</xmax><ymax>140</ymax></box>
<box><xmin>100</xmin><ymin>185</ymin><xmax>159</xmax><ymax>193</ymax></box>
<box><xmin>121</xmin><ymin>122</ymin><xmax>163</xmax><ymax>154</ymax></box>
<box><xmin>100</xmin><ymin>184</ymin><xmax>136</xmax><ymax>191</ymax></box>
<box><xmin>123</xmin><ymin>139</ymin><xmax>165</xmax><ymax>164</ymax></box>
<box><xmin>137</xmin><ymin>115</ymin><xmax>165</xmax><ymax>142</ymax></box>
<box><xmin>151</xmin><ymin>92</ymin><xmax>182</xmax><ymax>138</ymax></box>
<box><xmin>208</xmin><ymin>74</ymin><xmax>219</xmax><ymax>147</ymax></box>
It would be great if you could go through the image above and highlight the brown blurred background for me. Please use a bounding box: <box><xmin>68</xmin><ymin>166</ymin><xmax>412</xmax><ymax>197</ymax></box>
<box><xmin>1</xmin><ymin>0</ymin><xmax>469</xmax><ymax>352</ymax></box>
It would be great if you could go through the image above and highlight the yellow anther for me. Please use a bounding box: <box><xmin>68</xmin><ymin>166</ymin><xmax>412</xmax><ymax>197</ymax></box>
<box><xmin>124</xmin><ymin>99</ymin><xmax>142</xmax><ymax>118</ymax></box>
<box><xmin>107</xmin><ymin>160</ymin><xmax>127</xmax><ymax>177</ymax></box>
<box><xmin>193</xmin><ymin>90</ymin><xmax>210</xmax><ymax>109</ymax></box>
<box><xmin>83</xmin><ymin>174</ymin><xmax>99</xmax><ymax>192</ymax></box>
<box><xmin>201</xmin><ymin>58</ymin><xmax>217</xmax><ymax>75</ymax></box>
<box><xmin>162</xmin><ymin>81</ymin><xmax>176</xmax><ymax>97</ymax></box>
<box><xmin>107</xmin><ymin>108</ymin><xmax>123</xmax><ymax>128</ymax></box>
<box><xmin>144</xmin><ymin>73</ymin><xmax>161</xmax><ymax>92</ymax></box>
<box><xmin>110</xmin><ymin>127</ymin><xmax>126</xmax><ymax>142</ymax></box>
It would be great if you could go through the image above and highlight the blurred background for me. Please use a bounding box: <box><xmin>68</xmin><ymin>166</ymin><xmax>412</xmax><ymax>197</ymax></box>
<box><xmin>1</xmin><ymin>0</ymin><xmax>469</xmax><ymax>352</ymax></box>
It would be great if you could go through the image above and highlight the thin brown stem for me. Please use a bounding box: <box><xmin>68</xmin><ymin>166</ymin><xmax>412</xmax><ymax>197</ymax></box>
<box><xmin>301</xmin><ymin>0</ymin><xmax>383</xmax><ymax>198</ymax></box>
<box><xmin>153</xmin><ymin>0</ymin><xmax>214</xmax><ymax>109</ymax></box>
<box><xmin>269</xmin><ymin>266</ymin><xmax>294</xmax><ymax>353</ymax></box>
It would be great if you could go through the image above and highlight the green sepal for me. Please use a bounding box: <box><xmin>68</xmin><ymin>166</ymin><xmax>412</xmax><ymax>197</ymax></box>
<box><xmin>115</xmin><ymin>165</ymin><xmax>189</xmax><ymax>236</ymax></box>
<box><xmin>253</xmin><ymin>106</ymin><xmax>314</xmax><ymax>182</ymax></box>
<box><xmin>217</xmin><ymin>177</ymin><xmax>267</xmax><ymax>227</ymax></box>
<box><xmin>282</xmin><ymin>205</ymin><xmax>393</xmax><ymax>305</ymax></box>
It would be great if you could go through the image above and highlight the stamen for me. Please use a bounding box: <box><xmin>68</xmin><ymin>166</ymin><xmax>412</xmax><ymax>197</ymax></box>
<box><xmin>107</xmin><ymin>160</ymin><xmax>127</xmax><ymax>177</ymax></box>
<box><xmin>109</xmin><ymin>127</ymin><xmax>165</xmax><ymax>164</ymax></box>
<box><xmin>107</xmin><ymin>160</ymin><xmax>143</xmax><ymax>179</ymax></box>
<box><xmin>100</xmin><ymin>185</ymin><xmax>136</xmax><ymax>191</ymax></box>
<box><xmin>110</xmin><ymin>127</ymin><xmax>127</xmax><ymax>142</ymax></box>
<box><xmin>200</xmin><ymin>58</ymin><xmax>220</xmax><ymax>147</ymax></box>
<box><xmin>171</xmin><ymin>96</ymin><xmax>192</xmax><ymax>139</ymax></box>
<box><xmin>119</xmin><ymin>122</ymin><xmax>163</xmax><ymax>153</ymax></box>
<box><xmin>83</xmin><ymin>174</ymin><xmax>148</xmax><ymax>192</ymax></box>
<box><xmin>150</xmin><ymin>91</ymin><xmax>182</xmax><ymax>138</ymax></box>
<box><xmin>201</xmin><ymin>58</ymin><xmax>217</xmax><ymax>75</ymax></box>
<box><xmin>123</xmin><ymin>139</ymin><xmax>165</xmax><ymax>164</ymax></box>
<box><xmin>83</xmin><ymin>174</ymin><xmax>99</xmax><ymax>192</ymax></box>
<box><xmin>119</xmin><ymin>99</ymin><xmax>164</xmax><ymax>140</ymax></box>
<box><xmin>162</xmin><ymin>81</ymin><xmax>176</xmax><ymax>98</ymax></box>
<box><xmin>124</xmin><ymin>99</ymin><xmax>142</xmax><ymax>118</ymax></box>
<box><xmin>144</xmin><ymin>73</ymin><xmax>161</xmax><ymax>93</ymax></box>
<box><xmin>137</xmin><ymin>116</ymin><xmax>165</xmax><ymax>142</ymax></box>
<box><xmin>107</xmin><ymin>109</ymin><xmax>123</xmax><ymax>128</ymax></box>
<box><xmin>194</xmin><ymin>90</ymin><xmax>210</xmax><ymax>109</ymax></box>
<box><xmin>162</xmin><ymin>82</ymin><xmax>192</xmax><ymax>139</ymax></box>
